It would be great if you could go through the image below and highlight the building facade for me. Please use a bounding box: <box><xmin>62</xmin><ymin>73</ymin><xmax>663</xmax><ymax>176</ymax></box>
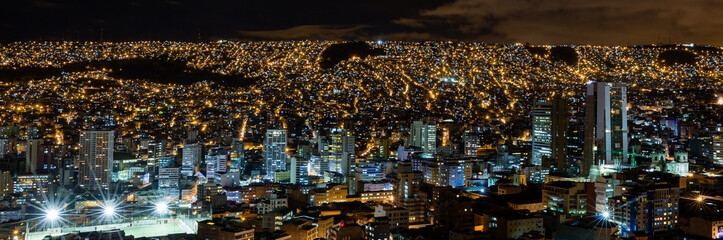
<box><xmin>78</xmin><ymin>130</ymin><xmax>114</xmax><ymax>190</ymax></box>
<box><xmin>264</xmin><ymin>129</ymin><xmax>288</xmax><ymax>180</ymax></box>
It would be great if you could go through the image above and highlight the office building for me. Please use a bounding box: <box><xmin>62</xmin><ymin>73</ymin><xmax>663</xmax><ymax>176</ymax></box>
<box><xmin>463</xmin><ymin>132</ymin><xmax>480</xmax><ymax>156</ymax></box>
<box><xmin>26</xmin><ymin>139</ymin><xmax>54</xmax><ymax>173</ymax></box>
<box><xmin>541</xmin><ymin>181</ymin><xmax>589</xmax><ymax>220</ymax></box>
<box><xmin>0</xmin><ymin>171</ymin><xmax>12</xmax><ymax>197</ymax></box>
<box><xmin>584</xmin><ymin>82</ymin><xmax>628</xmax><ymax>176</ymax></box>
<box><xmin>264</xmin><ymin>129</ymin><xmax>287</xmax><ymax>180</ymax></box>
<box><xmin>78</xmin><ymin>130</ymin><xmax>114</xmax><ymax>190</ymax></box>
<box><xmin>393</xmin><ymin>161</ymin><xmax>425</xmax><ymax>223</ymax></box>
<box><xmin>0</xmin><ymin>139</ymin><xmax>11</xmax><ymax>159</ymax></box>
<box><xmin>14</xmin><ymin>174</ymin><xmax>51</xmax><ymax>205</ymax></box>
<box><xmin>206</xmin><ymin>154</ymin><xmax>228</xmax><ymax>182</ymax></box>
<box><xmin>409</xmin><ymin>121</ymin><xmax>436</xmax><ymax>157</ymax></box>
<box><xmin>329</xmin><ymin>128</ymin><xmax>354</xmax><ymax>176</ymax></box>
<box><xmin>317</xmin><ymin>135</ymin><xmax>331</xmax><ymax>174</ymax></box>
<box><xmin>612</xmin><ymin>182</ymin><xmax>679</xmax><ymax>236</ymax></box>
<box><xmin>181</xmin><ymin>143</ymin><xmax>202</xmax><ymax>176</ymax></box>
<box><xmin>158</xmin><ymin>167</ymin><xmax>181</xmax><ymax>200</ymax></box>
<box><xmin>290</xmin><ymin>156</ymin><xmax>309</xmax><ymax>185</ymax></box>
<box><xmin>531</xmin><ymin>97</ymin><xmax>568</xmax><ymax>167</ymax></box>
<box><xmin>229</xmin><ymin>140</ymin><xmax>244</xmax><ymax>172</ymax></box>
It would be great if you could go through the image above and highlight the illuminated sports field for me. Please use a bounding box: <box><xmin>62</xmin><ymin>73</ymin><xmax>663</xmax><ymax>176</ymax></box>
<box><xmin>26</xmin><ymin>217</ymin><xmax>205</xmax><ymax>240</ymax></box>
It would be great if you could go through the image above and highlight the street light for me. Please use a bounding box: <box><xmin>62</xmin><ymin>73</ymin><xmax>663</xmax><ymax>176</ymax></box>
<box><xmin>103</xmin><ymin>205</ymin><xmax>116</xmax><ymax>217</ymax></box>
<box><xmin>155</xmin><ymin>202</ymin><xmax>168</xmax><ymax>215</ymax></box>
<box><xmin>45</xmin><ymin>208</ymin><xmax>60</xmax><ymax>221</ymax></box>
<box><xmin>601</xmin><ymin>211</ymin><xmax>610</xmax><ymax>219</ymax></box>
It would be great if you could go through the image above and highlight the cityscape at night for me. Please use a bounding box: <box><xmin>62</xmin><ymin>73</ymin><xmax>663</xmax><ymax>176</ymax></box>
<box><xmin>2</xmin><ymin>1</ymin><xmax>723</xmax><ymax>240</ymax></box>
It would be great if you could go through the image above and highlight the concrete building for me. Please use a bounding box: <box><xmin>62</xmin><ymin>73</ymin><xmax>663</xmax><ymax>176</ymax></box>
<box><xmin>531</xmin><ymin>97</ymin><xmax>568</xmax><ymax>168</ymax></box>
<box><xmin>329</xmin><ymin>128</ymin><xmax>354</xmax><ymax>177</ymax></box>
<box><xmin>158</xmin><ymin>167</ymin><xmax>180</xmax><ymax>200</ymax></box>
<box><xmin>584</xmin><ymin>81</ymin><xmax>628</xmax><ymax>176</ymax></box>
<box><xmin>433</xmin><ymin>187</ymin><xmax>474</xmax><ymax>232</ymax></box>
<box><xmin>612</xmin><ymin>182</ymin><xmax>680</xmax><ymax>236</ymax></box>
<box><xmin>78</xmin><ymin>130</ymin><xmax>114</xmax><ymax>190</ymax></box>
<box><xmin>409</xmin><ymin>121</ymin><xmax>436</xmax><ymax>157</ymax></box>
<box><xmin>197</xmin><ymin>219</ymin><xmax>254</xmax><ymax>240</ymax></box>
<box><xmin>14</xmin><ymin>174</ymin><xmax>51</xmax><ymax>205</ymax></box>
<box><xmin>542</xmin><ymin>181</ymin><xmax>588</xmax><ymax>219</ymax></box>
<box><xmin>393</xmin><ymin>161</ymin><xmax>425</xmax><ymax>223</ymax></box>
<box><xmin>689</xmin><ymin>216</ymin><xmax>723</xmax><ymax>239</ymax></box>
<box><xmin>181</xmin><ymin>143</ymin><xmax>202</xmax><ymax>176</ymax></box>
<box><xmin>251</xmin><ymin>195</ymin><xmax>288</xmax><ymax>215</ymax></box>
<box><xmin>374</xmin><ymin>204</ymin><xmax>409</xmax><ymax>231</ymax></box>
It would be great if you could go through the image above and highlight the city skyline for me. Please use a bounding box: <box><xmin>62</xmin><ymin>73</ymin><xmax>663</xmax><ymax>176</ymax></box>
<box><xmin>2</xmin><ymin>1</ymin><xmax>723</xmax><ymax>239</ymax></box>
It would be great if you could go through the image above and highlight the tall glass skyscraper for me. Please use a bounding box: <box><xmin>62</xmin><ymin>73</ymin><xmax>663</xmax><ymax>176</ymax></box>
<box><xmin>264</xmin><ymin>129</ymin><xmax>287</xmax><ymax>180</ymax></box>
<box><xmin>584</xmin><ymin>81</ymin><xmax>628</xmax><ymax>175</ymax></box>
<box><xmin>531</xmin><ymin>97</ymin><xmax>568</xmax><ymax>167</ymax></box>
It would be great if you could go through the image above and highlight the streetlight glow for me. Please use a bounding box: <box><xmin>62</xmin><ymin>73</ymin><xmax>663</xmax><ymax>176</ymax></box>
<box><xmin>45</xmin><ymin>208</ymin><xmax>60</xmax><ymax>221</ymax></box>
<box><xmin>155</xmin><ymin>202</ymin><xmax>168</xmax><ymax>214</ymax></box>
<box><xmin>103</xmin><ymin>205</ymin><xmax>116</xmax><ymax>217</ymax></box>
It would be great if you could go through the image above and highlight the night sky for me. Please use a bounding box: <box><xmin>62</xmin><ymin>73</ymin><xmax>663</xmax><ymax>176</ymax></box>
<box><xmin>2</xmin><ymin>0</ymin><xmax>723</xmax><ymax>45</ymax></box>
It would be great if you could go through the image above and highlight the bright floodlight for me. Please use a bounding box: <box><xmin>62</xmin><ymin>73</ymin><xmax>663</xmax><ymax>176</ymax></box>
<box><xmin>697</xmin><ymin>196</ymin><xmax>704</xmax><ymax>202</ymax></box>
<box><xmin>103</xmin><ymin>205</ymin><xmax>116</xmax><ymax>216</ymax></box>
<box><xmin>601</xmin><ymin>211</ymin><xmax>610</xmax><ymax>219</ymax></box>
<box><xmin>155</xmin><ymin>202</ymin><xmax>168</xmax><ymax>214</ymax></box>
<box><xmin>45</xmin><ymin>208</ymin><xmax>60</xmax><ymax>221</ymax></box>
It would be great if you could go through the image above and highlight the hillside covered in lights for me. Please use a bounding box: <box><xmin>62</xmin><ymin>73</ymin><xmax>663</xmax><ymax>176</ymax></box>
<box><xmin>0</xmin><ymin>41</ymin><xmax>721</xmax><ymax>137</ymax></box>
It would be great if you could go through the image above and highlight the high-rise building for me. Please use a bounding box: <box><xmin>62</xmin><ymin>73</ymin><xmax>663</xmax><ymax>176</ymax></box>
<box><xmin>329</xmin><ymin>128</ymin><xmax>354</xmax><ymax>176</ymax></box>
<box><xmin>531</xmin><ymin>97</ymin><xmax>568</xmax><ymax>167</ymax></box>
<box><xmin>0</xmin><ymin>139</ymin><xmax>11</xmax><ymax>159</ymax></box>
<box><xmin>0</xmin><ymin>171</ymin><xmax>12</xmax><ymax>197</ymax></box>
<box><xmin>25</xmin><ymin>139</ymin><xmax>47</xmax><ymax>173</ymax></box>
<box><xmin>463</xmin><ymin>133</ymin><xmax>480</xmax><ymax>156</ymax></box>
<box><xmin>409</xmin><ymin>121</ymin><xmax>436</xmax><ymax>157</ymax></box>
<box><xmin>420</xmin><ymin>159</ymin><xmax>472</xmax><ymax>187</ymax></box>
<box><xmin>291</xmin><ymin>146</ymin><xmax>310</xmax><ymax>185</ymax></box>
<box><xmin>613</xmin><ymin>183</ymin><xmax>680</xmax><ymax>236</ymax></box>
<box><xmin>206</xmin><ymin>154</ymin><xmax>228</xmax><ymax>182</ymax></box>
<box><xmin>159</xmin><ymin>167</ymin><xmax>181</xmax><ymax>200</ymax></box>
<box><xmin>378</xmin><ymin>139</ymin><xmax>390</xmax><ymax>159</ymax></box>
<box><xmin>78</xmin><ymin>130</ymin><xmax>114</xmax><ymax>190</ymax></box>
<box><xmin>317</xmin><ymin>136</ymin><xmax>330</xmax><ymax>174</ymax></box>
<box><xmin>690</xmin><ymin>135</ymin><xmax>723</xmax><ymax>165</ymax></box>
<box><xmin>393</xmin><ymin>161</ymin><xmax>425</xmax><ymax>223</ymax></box>
<box><xmin>26</xmin><ymin>127</ymin><xmax>40</xmax><ymax>140</ymax></box>
<box><xmin>584</xmin><ymin>82</ymin><xmax>628</xmax><ymax>176</ymax></box>
<box><xmin>182</xmin><ymin>143</ymin><xmax>202</xmax><ymax>176</ymax></box>
<box><xmin>149</xmin><ymin>140</ymin><xmax>168</xmax><ymax>159</ymax></box>
<box><xmin>290</xmin><ymin>157</ymin><xmax>309</xmax><ymax>185</ymax></box>
<box><xmin>264</xmin><ymin>129</ymin><xmax>287</xmax><ymax>180</ymax></box>
<box><xmin>229</xmin><ymin>140</ymin><xmax>244</xmax><ymax>172</ymax></box>
<box><xmin>14</xmin><ymin>174</ymin><xmax>51</xmax><ymax>205</ymax></box>
<box><xmin>566</xmin><ymin>118</ymin><xmax>585</xmax><ymax>174</ymax></box>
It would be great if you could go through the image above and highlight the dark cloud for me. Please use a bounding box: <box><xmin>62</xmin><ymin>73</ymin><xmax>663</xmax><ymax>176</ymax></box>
<box><xmin>393</xmin><ymin>0</ymin><xmax>723</xmax><ymax>45</ymax></box>
<box><xmin>1</xmin><ymin>0</ymin><xmax>721</xmax><ymax>44</ymax></box>
<box><xmin>238</xmin><ymin>25</ymin><xmax>371</xmax><ymax>41</ymax></box>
